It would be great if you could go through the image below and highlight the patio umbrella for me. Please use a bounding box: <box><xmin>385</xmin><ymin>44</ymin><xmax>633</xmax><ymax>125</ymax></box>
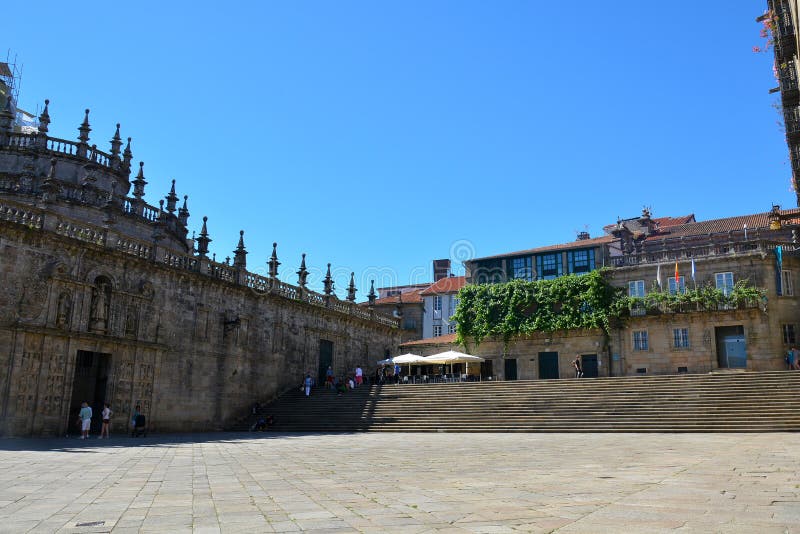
<box><xmin>422</xmin><ymin>350</ymin><xmax>485</xmax><ymax>378</ymax></box>
<box><xmin>377</xmin><ymin>353</ymin><xmax>427</xmax><ymax>377</ymax></box>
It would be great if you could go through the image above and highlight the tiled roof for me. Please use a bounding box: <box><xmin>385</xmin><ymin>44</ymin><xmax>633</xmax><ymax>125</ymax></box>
<box><xmin>602</xmin><ymin>214</ymin><xmax>695</xmax><ymax>234</ymax></box>
<box><xmin>367</xmin><ymin>287</ymin><xmax>426</xmax><ymax>306</ymax></box>
<box><xmin>471</xmin><ymin>235</ymin><xmax>614</xmax><ymax>262</ymax></box>
<box><xmin>400</xmin><ymin>333</ymin><xmax>458</xmax><ymax>347</ymax></box>
<box><xmin>644</xmin><ymin>208</ymin><xmax>800</xmax><ymax>240</ymax></box>
<box><xmin>419</xmin><ymin>276</ymin><xmax>466</xmax><ymax>296</ymax></box>
<box><xmin>376</xmin><ymin>283</ymin><xmax>430</xmax><ymax>295</ymax></box>
<box><xmin>653</xmin><ymin>214</ymin><xmax>696</xmax><ymax>227</ymax></box>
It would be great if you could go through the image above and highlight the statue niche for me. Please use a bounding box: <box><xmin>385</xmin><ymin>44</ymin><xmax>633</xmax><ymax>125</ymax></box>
<box><xmin>56</xmin><ymin>292</ymin><xmax>72</xmax><ymax>330</ymax></box>
<box><xmin>124</xmin><ymin>305</ymin><xmax>139</xmax><ymax>337</ymax></box>
<box><xmin>89</xmin><ymin>276</ymin><xmax>112</xmax><ymax>333</ymax></box>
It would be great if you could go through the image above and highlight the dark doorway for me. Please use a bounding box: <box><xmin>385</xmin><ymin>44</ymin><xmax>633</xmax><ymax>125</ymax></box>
<box><xmin>480</xmin><ymin>359</ymin><xmax>493</xmax><ymax>379</ymax></box>
<box><xmin>538</xmin><ymin>351</ymin><xmax>559</xmax><ymax>379</ymax></box>
<box><xmin>68</xmin><ymin>351</ymin><xmax>110</xmax><ymax>434</ymax></box>
<box><xmin>318</xmin><ymin>340</ymin><xmax>333</xmax><ymax>385</ymax></box>
<box><xmin>504</xmin><ymin>358</ymin><xmax>518</xmax><ymax>380</ymax></box>
<box><xmin>581</xmin><ymin>354</ymin><xmax>598</xmax><ymax>378</ymax></box>
<box><xmin>716</xmin><ymin>325</ymin><xmax>746</xmax><ymax>368</ymax></box>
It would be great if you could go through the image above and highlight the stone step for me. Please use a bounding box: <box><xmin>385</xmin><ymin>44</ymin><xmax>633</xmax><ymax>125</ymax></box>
<box><xmin>234</xmin><ymin>371</ymin><xmax>800</xmax><ymax>433</ymax></box>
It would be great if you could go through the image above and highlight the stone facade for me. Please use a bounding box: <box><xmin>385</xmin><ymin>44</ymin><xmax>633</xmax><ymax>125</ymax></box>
<box><xmin>402</xmin><ymin>330</ymin><xmax>608</xmax><ymax>381</ymax></box>
<box><xmin>0</xmin><ymin>99</ymin><xmax>400</xmax><ymax>437</ymax></box>
<box><xmin>437</xmin><ymin>208</ymin><xmax>800</xmax><ymax>379</ymax></box>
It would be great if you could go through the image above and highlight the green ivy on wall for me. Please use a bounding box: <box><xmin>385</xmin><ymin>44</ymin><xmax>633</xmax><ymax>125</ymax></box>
<box><xmin>453</xmin><ymin>271</ymin><xmax>766</xmax><ymax>348</ymax></box>
<box><xmin>453</xmin><ymin>271</ymin><xmax>622</xmax><ymax>347</ymax></box>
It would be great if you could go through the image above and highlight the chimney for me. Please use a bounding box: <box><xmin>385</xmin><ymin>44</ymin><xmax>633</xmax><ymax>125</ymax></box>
<box><xmin>433</xmin><ymin>259</ymin><xmax>451</xmax><ymax>281</ymax></box>
<box><xmin>577</xmin><ymin>231</ymin><xmax>590</xmax><ymax>241</ymax></box>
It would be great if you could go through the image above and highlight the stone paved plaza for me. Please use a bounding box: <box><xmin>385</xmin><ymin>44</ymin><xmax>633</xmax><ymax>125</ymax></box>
<box><xmin>0</xmin><ymin>432</ymin><xmax>798</xmax><ymax>533</ymax></box>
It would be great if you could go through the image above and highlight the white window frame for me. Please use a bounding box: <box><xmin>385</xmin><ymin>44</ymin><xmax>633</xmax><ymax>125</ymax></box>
<box><xmin>628</xmin><ymin>280</ymin><xmax>645</xmax><ymax>297</ymax></box>
<box><xmin>668</xmin><ymin>276</ymin><xmax>686</xmax><ymax>295</ymax></box>
<box><xmin>449</xmin><ymin>295</ymin><xmax>459</xmax><ymax>318</ymax></box>
<box><xmin>432</xmin><ymin>295</ymin><xmax>442</xmax><ymax>319</ymax></box>
<box><xmin>715</xmin><ymin>272</ymin><xmax>734</xmax><ymax>296</ymax></box>
<box><xmin>433</xmin><ymin>325</ymin><xmax>442</xmax><ymax>337</ymax></box>
<box><xmin>447</xmin><ymin>323</ymin><xmax>456</xmax><ymax>334</ymax></box>
<box><xmin>672</xmin><ymin>327</ymin><xmax>689</xmax><ymax>348</ymax></box>
<box><xmin>781</xmin><ymin>270</ymin><xmax>794</xmax><ymax>296</ymax></box>
<box><xmin>633</xmin><ymin>330</ymin><xmax>648</xmax><ymax>351</ymax></box>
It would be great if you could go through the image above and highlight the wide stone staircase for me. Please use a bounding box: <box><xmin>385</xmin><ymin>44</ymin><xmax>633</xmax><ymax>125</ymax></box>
<box><xmin>235</xmin><ymin>371</ymin><xmax>800</xmax><ymax>432</ymax></box>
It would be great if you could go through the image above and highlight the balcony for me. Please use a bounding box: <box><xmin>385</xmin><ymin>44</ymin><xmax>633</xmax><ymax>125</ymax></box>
<box><xmin>778</xmin><ymin>61</ymin><xmax>799</xmax><ymax>97</ymax></box>
<box><xmin>629</xmin><ymin>298</ymin><xmax>761</xmax><ymax>317</ymax></box>
<box><xmin>785</xmin><ymin>106</ymin><xmax>800</xmax><ymax>135</ymax></box>
<box><xmin>791</xmin><ymin>143</ymin><xmax>800</xmax><ymax>171</ymax></box>
<box><xmin>772</xmin><ymin>0</ymin><xmax>797</xmax><ymax>60</ymax></box>
<box><xmin>610</xmin><ymin>233</ymin><xmax>793</xmax><ymax>268</ymax></box>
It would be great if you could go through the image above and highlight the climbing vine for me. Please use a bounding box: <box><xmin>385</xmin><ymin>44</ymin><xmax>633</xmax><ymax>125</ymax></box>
<box><xmin>453</xmin><ymin>270</ymin><xmax>622</xmax><ymax>348</ymax></box>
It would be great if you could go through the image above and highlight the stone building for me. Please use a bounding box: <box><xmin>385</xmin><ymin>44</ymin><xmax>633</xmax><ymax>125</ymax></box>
<box><xmin>367</xmin><ymin>287</ymin><xmax>425</xmax><ymax>343</ymax></box>
<box><xmin>364</xmin><ymin>259</ymin><xmax>457</xmax><ymax>343</ymax></box>
<box><xmin>420</xmin><ymin>276</ymin><xmax>465</xmax><ymax>339</ymax></box>
<box><xmin>766</xmin><ymin>0</ymin><xmax>800</xmax><ymax>205</ymax></box>
<box><xmin>0</xmin><ymin>96</ymin><xmax>400</xmax><ymax>437</ymax></box>
<box><xmin>404</xmin><ymin>207</ymin><xmax>800</xmax><ymax>381</ymax></box>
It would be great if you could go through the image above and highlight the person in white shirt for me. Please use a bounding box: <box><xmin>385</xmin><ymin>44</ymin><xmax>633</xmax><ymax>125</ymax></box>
<box><xmin>355</xmin><ymin>366</ymin><xmax>363</xmax><ymax>387</ymax></box>
<box><xmin>99</xmin><ymin>403</ymin><xmax>113</xmax><ymax>439</ymax></box>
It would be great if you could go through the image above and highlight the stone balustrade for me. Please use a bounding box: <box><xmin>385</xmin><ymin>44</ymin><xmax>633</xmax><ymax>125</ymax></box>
<box><xmin>6</xmin><ymin>132</ymin><xmax>37</xmax><ymax>150</ymax></box>
<box><xmin>0</xmin><ymin>201</ymin><xmax>43</xmax><ymax>229</ymax></box>
<box><xmin>116</xmin><ymin>237</ymin><xmax>152</xmax><ymax>258</ymax></box>
<box><xmin>0</xmin><ymin>199</ymin><xmax>400</xmax><ymax>328</ymax></box>
<box><xmin>54</xmin><ymin>220</ymin><xmax>106</xmax><ymax>246</ymax></box>
<box><xmin>611</xmin><ymin>229</ymin><xmax>791</xmax><ymax>267</ymax></box>
<box><xmin>3</xmin><ymin>131</ymin><xmax>114</xmax><ymax>169</ymax></box>
<box><xmin>46</xmin><ymin>136</ymin><xmax>79</xmax><ymax>156</ymax></box>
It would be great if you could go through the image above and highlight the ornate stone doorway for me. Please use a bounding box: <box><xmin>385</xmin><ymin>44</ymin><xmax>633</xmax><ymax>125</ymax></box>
<box><xmin>68</xmin><ymin>351</ymin><xmax>111</xmax><ymax>435</ymax></box>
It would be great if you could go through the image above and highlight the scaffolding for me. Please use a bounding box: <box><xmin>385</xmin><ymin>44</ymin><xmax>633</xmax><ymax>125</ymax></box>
<box><xmin>0</xmin><ymin>52</ymin><xmax>37</xmax><ymax>133</ymax></box>
<box><xmin>0</xmin><ymin>50</ymin><xmax>21</xmax><ymax>108</ymax></box>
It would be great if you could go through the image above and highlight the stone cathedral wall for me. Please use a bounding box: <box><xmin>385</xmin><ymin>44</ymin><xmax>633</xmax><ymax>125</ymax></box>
<box><xmin>0</xmin><ymin>221</ymin><xmax>400</xmax><ymax>437</ymax></box>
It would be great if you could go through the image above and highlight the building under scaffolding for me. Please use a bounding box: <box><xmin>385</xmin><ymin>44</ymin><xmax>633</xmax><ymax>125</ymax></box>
<box><xmin>0</xmin><ymin>57</ymin><xmax>38</xmax><ymax>134</ymax></box>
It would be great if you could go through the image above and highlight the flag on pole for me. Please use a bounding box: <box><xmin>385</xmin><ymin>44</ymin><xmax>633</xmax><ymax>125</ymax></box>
<box><xmin>690</xmin><ymin>258</ymin><xmax>696</xmax><ymax>280</ymax></box>
<box><xmin>656</xmin><ymin>264</ymin><xmax>661</xmax><ymax>289</ymax></box>
<box><xmin>675</xmin><ymin>261</ymin><xmax>679</xmax><ymax>283</ymax></box>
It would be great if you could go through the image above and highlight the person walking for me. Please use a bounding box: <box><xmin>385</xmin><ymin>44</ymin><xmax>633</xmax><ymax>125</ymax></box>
<box><xmin>325</xmin><ymin>366</ymin><xmax>334</xmax><ymax>389</ymax></box>
<box><xmin>79</xmin><ymin>401</ymin><xmax>92</xmax><ymax>439</ymax></box>
<box><xmin>304</xmin><ymin>373</ymin><xmax>313</xmax><ymax>397</ymax></box>
<box><xmin>573</xmin><ymin>356</ymin><xmax>583</xmax><ymax>378</ymax></box>
<box><xmin>355</xmin><ymin>366</ymin><xmax>363</xmax><ymax>387</ymax></box>
<box><xmin>792</xmin><ymin>347</ymin><xmax>800</xmax><ymax>370</ymax></box>
<box><xmin>99</xmin><ymin>403</ymin><xmax>113</xmax><ymax>439</ymax></box>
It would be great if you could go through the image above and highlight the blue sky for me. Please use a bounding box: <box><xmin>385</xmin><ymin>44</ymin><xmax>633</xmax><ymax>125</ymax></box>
<box><xmin>4</xmin><ymin>1</ymin><xmax>786</xmax><ymax>295</ymax></box>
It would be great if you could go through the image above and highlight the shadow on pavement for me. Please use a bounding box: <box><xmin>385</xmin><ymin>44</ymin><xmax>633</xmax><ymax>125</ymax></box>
<box><xmin>0</xmin><ymin>431</ymin><xmax>363</xmax><ymax>453</ymax></box>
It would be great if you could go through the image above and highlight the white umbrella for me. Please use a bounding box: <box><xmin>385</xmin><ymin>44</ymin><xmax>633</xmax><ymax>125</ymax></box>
<box><xmin>422</xmin><ymin>351</ymin><xmax>485</xmax><ymax>379</ymax></box>
<box><xmin>376</xmin><ymin>353</ymin><xmax>426</xmax><ymax>379</ymax></box>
